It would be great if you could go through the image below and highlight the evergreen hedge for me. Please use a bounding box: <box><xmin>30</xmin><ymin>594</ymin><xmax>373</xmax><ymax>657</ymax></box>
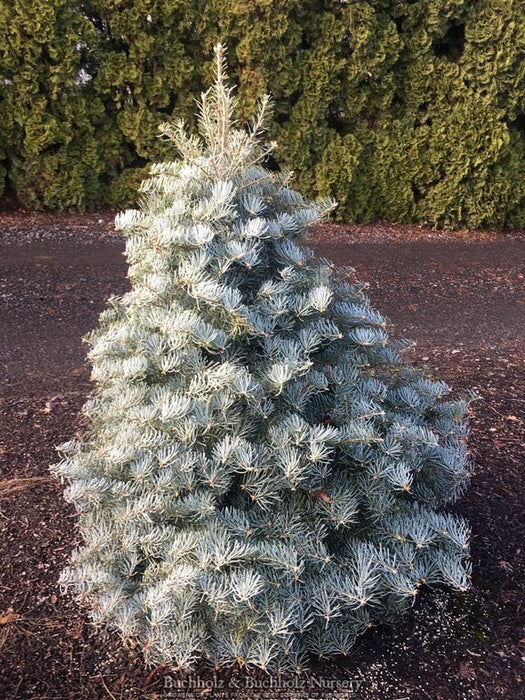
<box><xmin>0</xmin><ymin>1</ymin><xmax>523</xmax><ymax>228</ymax></box>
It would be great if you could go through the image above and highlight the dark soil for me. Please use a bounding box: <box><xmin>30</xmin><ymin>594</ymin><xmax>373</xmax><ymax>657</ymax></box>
<box><xmin>0</xmin><ymin>216</ymin><xmax>523</xmax><ymax>699</ymax></box>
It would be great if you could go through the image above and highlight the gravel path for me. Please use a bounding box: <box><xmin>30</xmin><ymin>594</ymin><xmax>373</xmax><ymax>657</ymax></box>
<box><xmin>0</xmin><ymin>236</ymin><xmax>523</xmax><ymax>395</ymax></box>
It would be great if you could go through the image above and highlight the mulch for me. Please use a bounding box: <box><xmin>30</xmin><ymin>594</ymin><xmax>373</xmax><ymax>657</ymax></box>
<box><xmin>0</xmin><ymin>212</ymin><xmax>523</xmax><ymax>699</ymax></box>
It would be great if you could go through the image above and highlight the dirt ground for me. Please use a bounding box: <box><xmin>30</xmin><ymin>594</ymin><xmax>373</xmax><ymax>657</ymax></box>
<box><xmin>0</xmin><ymin>214</ymin><xmax>523</xmax><ymax>699</ymax></box>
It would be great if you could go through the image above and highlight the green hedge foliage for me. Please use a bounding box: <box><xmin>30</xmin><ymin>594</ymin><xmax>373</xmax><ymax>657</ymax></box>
<box><xmin>0</xmin><ymin>1</ymin><xmax>108</xmax><ymax>208</ymax></box>
<box><xmin>0</xmin><ymin>0</ymin><xmax>523</xmax><ymax>227</ymax></box>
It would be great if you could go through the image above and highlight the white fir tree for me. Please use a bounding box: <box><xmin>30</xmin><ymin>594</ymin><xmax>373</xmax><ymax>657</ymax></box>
<box><xmin>52</xmin><ymin>45</ymin><xmax>473</xmax><ymax>673</ymax></box>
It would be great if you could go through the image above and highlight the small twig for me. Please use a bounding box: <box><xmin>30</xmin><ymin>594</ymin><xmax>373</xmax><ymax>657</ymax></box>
<box><xmin>143</xmin><ymin>663</ymin><xmax>167</xmax><ymax>689</ymax></box>
<box><xmin>99</xmin><ymin>674</ymin><xmax>119</xmax><ymax>700</ymax></box>
<box><xmin>0</xmin><ymin>476</ymin><xmax>53</xmax><ymax>500</ymax></box>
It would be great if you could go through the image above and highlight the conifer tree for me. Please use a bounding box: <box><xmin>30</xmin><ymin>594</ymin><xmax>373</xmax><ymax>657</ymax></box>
<box><xmin>52</xmin><ymin>46</ymin><xmax>473</xmax><ymax>673</ymax></box>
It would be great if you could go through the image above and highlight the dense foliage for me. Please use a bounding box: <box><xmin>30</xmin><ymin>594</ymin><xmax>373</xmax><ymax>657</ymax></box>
<box><xmin>1</xmin><ymin>1</ymin><xmax>523</xmax><ymax>227</ymax></box>
<box><xmin>52</xmin><ymin>47</ymin><xmax>473</xmax><ymax>672</ymax></box>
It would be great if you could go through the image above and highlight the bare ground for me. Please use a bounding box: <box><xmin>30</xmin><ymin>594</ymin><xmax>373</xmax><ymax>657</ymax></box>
<box><xmin>0</xmin><ymin>215</ymin><xmax>523</xmax><ymax>699</ymax></box>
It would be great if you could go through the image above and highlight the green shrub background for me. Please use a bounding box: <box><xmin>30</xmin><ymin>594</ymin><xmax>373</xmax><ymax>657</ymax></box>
<box><xmin>0</xmin><ymin>0</ymin><xmax>523</xmax><ymax>228</ymax></box>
